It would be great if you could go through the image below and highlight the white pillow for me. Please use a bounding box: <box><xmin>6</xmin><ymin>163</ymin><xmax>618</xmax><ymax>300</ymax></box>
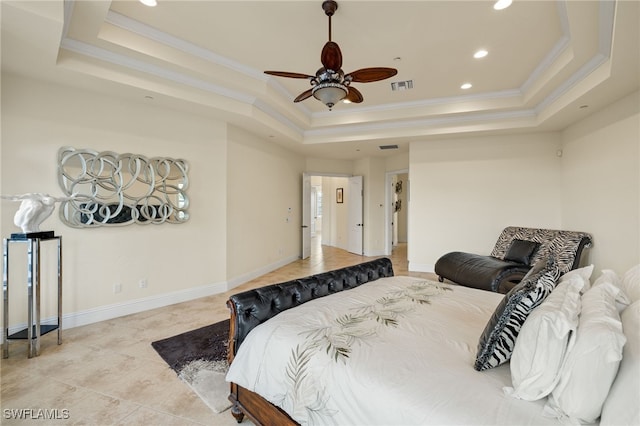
<box><xmin>545</xmin><ymin>282</ymin><xmax>627</xmax><ymax>424</ymax></box>
<box><xmin>601</xmin><ymin>300</ymin><xmax>640</xmax><ymax>426</ymax></box>
<box><xmin>593</xmin><ymin>269</ymin><xmax>631</xmax><ymax>312</ymax></box>
<box><xmin>559</xmin><ymin>264</ymin><xmax>594</xmax><ymax>292</ymax></box>
<box><xmin>507</xmin><ymin>274</ymin><xmax>584</xmax><ymax>401</ymax></box>
<box><xmin>621</xmin><ymin>264</ymin><xmax>640</xmax><ymax>303</ymax></box>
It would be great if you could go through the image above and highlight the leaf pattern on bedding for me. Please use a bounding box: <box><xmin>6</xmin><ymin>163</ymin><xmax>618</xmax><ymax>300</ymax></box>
<box><xmin>275</xmin><ymin>343</ymin><xmax>338</xmax><ymax>425</ymax></box>
<box><xmin>280</xmin><ymin>280</ymin><xmax>452</xmax><ymax>424</ymax></box>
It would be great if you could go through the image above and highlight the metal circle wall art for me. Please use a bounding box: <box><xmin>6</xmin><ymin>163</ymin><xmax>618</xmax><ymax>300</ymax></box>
<box><xmin>57</xmin><ymin>147</ymin><xmax>189</xmax><ymax>228</ymax></box>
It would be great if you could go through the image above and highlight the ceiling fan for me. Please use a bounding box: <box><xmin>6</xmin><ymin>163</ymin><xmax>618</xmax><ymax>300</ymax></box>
<box><xmin>264</xmin><ymin>0</ymin><xmax>398</xmax><ymax>109</ymax></box>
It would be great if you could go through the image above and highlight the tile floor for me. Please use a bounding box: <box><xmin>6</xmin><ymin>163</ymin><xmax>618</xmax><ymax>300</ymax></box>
<box><xmin>1</xmin><ymin>241</ymin><xmax>436</xmax><ymax>425</ymax></box>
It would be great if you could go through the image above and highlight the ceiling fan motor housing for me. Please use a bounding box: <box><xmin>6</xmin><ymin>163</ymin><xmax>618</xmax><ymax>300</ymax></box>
<box><xmin>322</xmin><ymin>0</ymin><xmax>338</xmax><ymax>17</ymax></box>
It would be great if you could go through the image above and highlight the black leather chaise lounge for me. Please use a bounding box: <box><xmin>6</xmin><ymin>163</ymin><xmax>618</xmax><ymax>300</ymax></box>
<box><xmin>434</xmin><ymin>226</ymin><xmax>592</xmax><ymax>294</ymax></box>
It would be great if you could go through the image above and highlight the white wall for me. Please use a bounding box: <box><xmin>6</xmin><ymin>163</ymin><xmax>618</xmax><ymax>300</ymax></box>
<box><xmin>561</xmin><ymin>91</ymin><xmax>640</xmax><ymax>273</ymax></box>
<box><xmin>408</xmin><ymin>133</ymin><xmax>563</xmax><ymax>271</ymax></box>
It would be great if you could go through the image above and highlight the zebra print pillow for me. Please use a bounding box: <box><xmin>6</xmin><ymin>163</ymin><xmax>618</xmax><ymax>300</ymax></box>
<box><xmin>474</xmin><ymin>258</ymin><xmax>561</xmax><ymax>371</ymax></box>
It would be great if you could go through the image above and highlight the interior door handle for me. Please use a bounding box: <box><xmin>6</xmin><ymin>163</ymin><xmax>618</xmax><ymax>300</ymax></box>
<box><xmin>302</xmin><ymin>225</ymin><xmax>309</xmax><ymax>228</ymax></box>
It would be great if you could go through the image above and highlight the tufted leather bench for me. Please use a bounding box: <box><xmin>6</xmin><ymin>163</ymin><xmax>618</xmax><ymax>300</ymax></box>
<box><xmin>227</xmin><ymin>257</ymin><xmax>394</xmax><ymax>357</ymax></box>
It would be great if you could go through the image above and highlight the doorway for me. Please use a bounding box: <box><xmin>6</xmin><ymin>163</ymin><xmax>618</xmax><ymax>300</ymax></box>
<box><xmin>302</xmin><ymin>174</ymin><xmax>363</xmax><ymax>259</ymax></box>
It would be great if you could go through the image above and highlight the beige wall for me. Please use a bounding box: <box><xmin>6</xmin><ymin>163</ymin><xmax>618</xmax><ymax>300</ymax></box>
<box><xmin>1</xmin><ymin>74</ymin><xmax>302</xmax><ymax>329</ymax></box>
<box><xmin>353</xmin><ymin>157</ymin><xmax>388</xmax><ymax>255</ymax></box>
<box><xmin>226</xmin><ymin>126</ymin><xmax>304</xmax><ymax>282</ymax></box>
<box><xmin>560</xmin><ymin>91</ymin><xmax>640</xmax><ymax>273</ymax></box>
<box><xmin>407</xmin><ymin>93</ymin><xmax>640</xmax><ymax>274</ymax></box>
<box><xmin>396</xmin><ymin>173</ymin><xmax>408</xmax><ymax>243</ymax></box>
<box><xmin>3</xmin><ymin>71</ymin><xmax>637</xmax><ymax>330</ymax></box>
<box><xmin>408</xmin><ymin>132</ymin><xmax>564</xmax><ymax>271</ymax></box>
<box><xmin>306</xmin><ymin>157</ymin><xmax>354</xmax><ymax>175</ymax></box>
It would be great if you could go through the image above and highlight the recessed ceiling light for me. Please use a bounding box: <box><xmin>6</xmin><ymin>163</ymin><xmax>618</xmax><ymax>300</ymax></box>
<box><xmin>461</xmin><ymin>83</ymin><xmax>472</xmax><ymax>90</ymax></box>
<box><xmin>474</xmin><ymin>49</ymin><xmax>488</xmax><ymax>59</ymax></box>
<box><xmin>139</xmin><ymin>0</ymin><xmax>157</xmax><ymax>7</ymax></box>
<box><xmin>493</xmin><ymin>0</ymin><xmax>512</xmax><ymax>10</ymax></box>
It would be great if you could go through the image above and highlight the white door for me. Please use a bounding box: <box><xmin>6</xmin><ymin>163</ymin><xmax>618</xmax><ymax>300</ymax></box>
<box><xmin>301</xmin><ymin>173</ymin><xmax>311</xmax><ymax>259</ymax></box>
<box><xmin>347</xmin><ymin>176</ymin><xmax>363</xmax><ymax>255</ymax></box>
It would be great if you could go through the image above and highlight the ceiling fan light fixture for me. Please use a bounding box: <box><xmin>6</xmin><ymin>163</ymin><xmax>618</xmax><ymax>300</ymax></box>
<box><xmin>312</xmin><ymin>82</ymin><xmax>348</xmax><ymax>108</ymax></box>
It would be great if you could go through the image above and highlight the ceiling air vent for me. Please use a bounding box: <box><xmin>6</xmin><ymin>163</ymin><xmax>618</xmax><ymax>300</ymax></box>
<box><xmin>379</xmin><ymin>144</ymin><xmax>399</xmax><ymax>150</ymax></box>
<box><xmin>391</xmin><ymin>80</ymin><xmax>413</xmax><ymax>91</ymax></box>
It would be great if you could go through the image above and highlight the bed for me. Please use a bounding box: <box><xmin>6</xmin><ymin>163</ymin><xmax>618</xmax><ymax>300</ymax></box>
<box><xmin>225</xmin><ymin>257</ymin><xmax>639</xmax><ymax>426</ymax></box>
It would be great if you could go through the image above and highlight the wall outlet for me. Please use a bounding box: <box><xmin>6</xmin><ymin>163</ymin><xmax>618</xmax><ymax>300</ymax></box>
<box><xmin>139</xmin><ymin>279</ymin><xmax>148</xmax><ymax>289</ymax></box>
<box><xmin>113</xmin><ymin>283</ymin><xmax>122</xmax><ymax>294</ymax></box>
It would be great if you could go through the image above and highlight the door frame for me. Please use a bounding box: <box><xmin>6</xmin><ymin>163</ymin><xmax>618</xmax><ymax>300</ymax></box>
<box><xmin>384</xmin><ymin>169</ymin><xmax>409</xmax><ymax>256</ymax></box>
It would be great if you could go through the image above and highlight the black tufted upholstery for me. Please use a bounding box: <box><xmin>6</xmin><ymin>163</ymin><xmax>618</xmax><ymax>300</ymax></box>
<box><xmin>227</xmin><ymin>257</ymin><xmax>394</xmax><ymax>356</ymax></box>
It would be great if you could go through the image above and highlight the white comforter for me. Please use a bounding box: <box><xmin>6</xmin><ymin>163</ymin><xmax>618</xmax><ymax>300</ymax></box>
<box><xmin>226</xmin><ymin>276</ymin><xmax>561</xmax><ymax>425</ymax></box>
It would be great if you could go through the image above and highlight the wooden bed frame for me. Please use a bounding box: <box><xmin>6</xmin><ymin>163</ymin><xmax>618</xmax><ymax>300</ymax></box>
<box><xmin>226</xmin><ymin>309</ymin><xmax>297</xmax><ymax>425</ymax></box>
<box><xmin>225</xmin><ymin>258</ymin><xmax>395</xmax><ymax>425</ymax></box>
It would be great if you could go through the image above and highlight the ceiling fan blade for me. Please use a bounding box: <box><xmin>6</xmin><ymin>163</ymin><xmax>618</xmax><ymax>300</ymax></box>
<box><xmin>294</xmin><ymin>88</ymin><xmax>314</xmax><ymax>103</ymax></box>
<box><xmin>345</xmin><ymin>86</ymin><xmax>364</xmax><ymax>103</ymax></box>
<box><xmin>264</xmin><ymin>71</ymin><xmax>314</xmax><ymax>79</ymax></box>
<box><xmin>321</xmin><ymin>41</ymin><xmax>342</xmax><ymax>71</ymax></box>
<box><xmin>347</xmin><ymin>67</ymin><xmax>398</xmax><ymax>83</ymax></box>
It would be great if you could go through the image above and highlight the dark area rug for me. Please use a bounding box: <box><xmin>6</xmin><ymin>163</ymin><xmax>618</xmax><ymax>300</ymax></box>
<box><xmin>151</xmin><ymin>318</ymin><xmax>232</xmax><ymax>413</ymax></box>
<box><xmin>151</xmin><ymin>318</ymin><xmax>230</xmax><ymax>370</ymax></box>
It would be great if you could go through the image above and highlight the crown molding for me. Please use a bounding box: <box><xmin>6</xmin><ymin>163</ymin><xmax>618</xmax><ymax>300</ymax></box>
<box><xmin>60</xmin><ymin>38</ymin><xmax>257</xmax><ymax>105</ymax></box>
<box><xmin>57</xmin><ymin>0</ymin><xmax>618</xmax><ymax>144</ymax></box>
<box><xmin>105</xmin><ymin>10</ymin><xmax>266</xmax><ymax>82</ymax></box>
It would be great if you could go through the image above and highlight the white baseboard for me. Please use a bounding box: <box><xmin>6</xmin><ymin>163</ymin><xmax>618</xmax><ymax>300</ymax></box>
<box><xmin>409</xmin><ymin>262</ymin><xmax>435</xmax><ymax>273</ymax></box>
<box><xmin>1</xmin><ymin>255</ymin><xmax>300</xmax><ymax>342</ymax></box>
<box><xmin>1</xmin><ymin>280</ymin><xmax>227</xmax><ymax>343</ymax></box>
<box><xmin>226</xmin><ymin>254</ymin><xmax>299</xmax><ymax>290</ymax></box>
<box><xmin>61</xmin><ymin>280</ymin><xmax>229</xmax><ymax>331</ymax></box>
